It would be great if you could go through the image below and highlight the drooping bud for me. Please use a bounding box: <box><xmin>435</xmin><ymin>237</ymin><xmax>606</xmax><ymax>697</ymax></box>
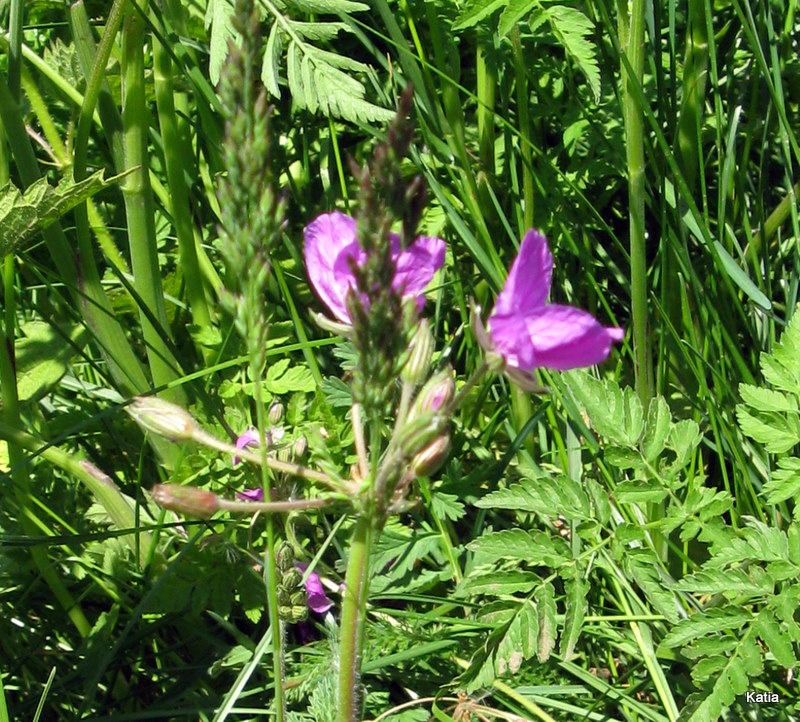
<box><xmin>127</xmin><ymin>397</ymin><xmax>198</xmax><ymax>442</ymax></box>
<box><xmin>408</xmin><ymin>367</ymin><xmax>455</xmax><ymax>423</ymax></box>
<box><xmin>401</xmin><ymin>318</ymin><xmax>434</xmax><ymax>385</ymax></box>
<box><xmin>150</xmin><ymin>484</ymin><xmax>220</xmax><ymax>517</ymax></box>
<box><xmin>411</xmin><ymin>434</ymin><xmax>451</xmax><ymax>476</ymax></box>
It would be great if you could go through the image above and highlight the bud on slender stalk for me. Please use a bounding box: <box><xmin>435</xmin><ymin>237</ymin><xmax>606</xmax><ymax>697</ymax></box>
<box><xmin>293</xmin><ymin>435</ymin><xmax>308</xmax><ymax>459</ymax></box>
<box><xmin>411</xmin><ymin>434</ymin><xmax>451</xmax><ymax>476</ymax></box>
<box><xmin>150</xmin><ymin>484</ymin><xmax>220</xmax><ymax>517</ymax></box>
<box><xmin>127</xmin><ymin>396</ymin><xmax>198</xmax><ymax>442</ymax></box>
<box><xmin>402</xmin><ymin>319</ymin><xmax>434</xmax><ymax>385</ymax></box>
<box><xmin>408</xmin><ymin>367</ymin><xmax>455</xmax><ymax>422</ymax></box>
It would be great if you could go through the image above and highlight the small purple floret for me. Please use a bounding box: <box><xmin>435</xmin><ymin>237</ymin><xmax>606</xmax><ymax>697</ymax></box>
<box><xmin>304</xmin><ymin>211</ymin><xmax>445</xmax><ymax>323</ymax></box>
<box><xmin>295</xmin><ymin>561</ymin><xmax>334</xmax><ymax>614</ymax></box>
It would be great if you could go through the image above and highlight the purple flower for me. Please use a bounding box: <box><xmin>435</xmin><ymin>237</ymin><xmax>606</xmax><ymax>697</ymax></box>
<box><xmin>295</xmin><ymin>562</ymin><xmax>334</xmax><ymax>614</ymax></box>
<box><xmin>303</xmin><ymin>211</ymin><xmax>446</xmax><ymax>323</ymax></box>
<box><xmin>232</xmin><ymin>426</ymin><xmax>285</xmax><ymax>467</ymax></box>
<box><xmin>478</xmin><ymin>230</ymin><xmax>623</xmax><ymax>381</ymax></box>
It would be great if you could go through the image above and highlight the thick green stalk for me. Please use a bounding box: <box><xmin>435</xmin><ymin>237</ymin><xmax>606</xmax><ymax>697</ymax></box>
<box><xmin>152</xmin><ymin>22</ymin><xmax>213</xmax><ymax>344</ymax></box>
<box><xmin>476</xmin><ymin>35</ymin><xmax>496</xmax><ymax>177</ymax></box>
<box><xmin>618</xmin><ymin>0</ymin><xmax>653</xmax><ymax>408</ymax></box>
<box><xmin>121</xmin><ymin>6</ymin><xmax>186</xmax><ymax>404</ymax></box>
<box><xmin>337</xmin><ymin>514</ymin><xmax>373</xmax><ymax>722</ymax></box>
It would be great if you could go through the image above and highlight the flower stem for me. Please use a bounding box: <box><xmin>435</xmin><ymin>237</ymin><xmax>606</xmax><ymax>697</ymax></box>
<box><xmin>252</xmin><ymin>366</ymin><xmax>285</xmax><ymax>722</ymax></box>
<box><xmin>217</xmin><ymin>497</ymin><xmax>333</xmax><ymax>514</ymax></box>
<box><xmin>337</xmin><ymin>514</ymin><xmax>373</xmax><ymax>722</ymax></box>
<box><xmin>448</xmin><ymin>360</ymin><xmax>489</xmax><ymax>413</ymax></box>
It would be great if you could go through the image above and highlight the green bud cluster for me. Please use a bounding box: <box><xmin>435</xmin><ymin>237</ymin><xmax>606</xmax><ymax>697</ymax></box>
<box><xmin>347</xmin><ymin>87</ymin><xmax>428</xmax><ymax>420</ymax></box>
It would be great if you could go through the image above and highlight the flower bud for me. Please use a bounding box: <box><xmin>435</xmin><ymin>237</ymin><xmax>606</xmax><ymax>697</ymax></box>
<box><xmin>293</xmin><ymin>435</ymin><xmax>308</xmax><ymax>459</ymax></box>
<box><xmin>150</xmin><ymin>484</ymin><xmax>219</xmax><ymax>517</ymax></box>
<box><xmin>127</xmin><ymin>396</ymin><xmax>198</xmax><ymax>441</ymax></box>
<box><xmin>401</xmin><ymin>319</ymin><xmax>434</xmax><ymax>385</ymax></box>
<box><xmin>397</xmin><ymin>413</ymin><xmax>447</xmax><ymax>461</ymax></box>
<box><xmin>268</xmin><ymin>401</ymin><xmax>284</xmax><ymax>425</ymax></box>
<box><xmin>411</xmin><ymin>434</ymin><xmax>451</xmax><ymax>476</ymax></box>
<box><xmin>276</xmin><ymin>540</ymin><xmax>295</xmax><ymax>574</ymax></box>
<box><xmin>408</xmin><ymin>368</ymin><xmax>455</xmax><ymax>423</ymax></box>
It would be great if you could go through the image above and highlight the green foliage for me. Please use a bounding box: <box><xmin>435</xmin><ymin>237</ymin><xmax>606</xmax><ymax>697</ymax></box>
<box><xmin>0</xmin><ymin>170</ymin><xmax>110</xmax><ymax>258</ymax></box>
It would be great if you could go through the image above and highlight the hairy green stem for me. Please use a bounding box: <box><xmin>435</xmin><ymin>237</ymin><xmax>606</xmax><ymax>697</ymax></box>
<box><xmin>337</xmin><ymin>514</ymin><xmax>373</xmax><ymax>722</ymax></box>
<box><xmin>618</xmin><ymin>0</ymin><xmax>653</xmax><ymax>409</ymax></box>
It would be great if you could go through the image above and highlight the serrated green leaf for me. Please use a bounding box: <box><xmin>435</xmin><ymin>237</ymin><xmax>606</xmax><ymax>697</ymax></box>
<box><xmin>625</xmin><ymin>550</ymin><xmax>680</xmax><ymax>623</ymax></box>
<box><xmin>498</xmin><ymin>0</ymin><xmax>537</xmax><ymax>36</ymax></box>
<box><xmin>736</xmin><ymin>404</ymin><xmax>800</xmax><ymax>453</ymax></box>
<box><xmin>642</xmin><ymin>396</ymin><xmax>672</xmax><ymax>461</ymax></box>
<box><xmin>205</xmin><ymin>0</ymin><xmax>235</xmax><ymax>86</ymax></box>
<box><xmin>1</xmin><ymin>170</ymin><xmax>111</xmax><ymax>258</ymax></box>
<box><xmin>760</xmin><ymin>310</ymin><xmax>800</xmax><ymax>393</ymax></box>
<box><xmin>674</xmin><ymin>568</ymin><xmax>772</xmax><ymax>598</ymax></box>
<box><xmin>468</xmin><ymin>529</ymin><xmax>570</xmax><ymax>567</ymax></box>
<box><xmin>560</xmin><ymin>577</ymin><xmax>587</xmax><ymax>660</ymax></box>
<box><xmin>431</xmin><ymin>491</ymin><xmax>465</xmax><ymax>522</ymax></box>
<box><xmin>755</xmin><ymin>613</ymin><xmax>797</xmax><ymax>667</ymax></box>
<box><xmin>285</xmin><ymin>0</ymin><xmax>367</xmax><ymax>11</ymax></box>
<box><xmin>614</xmin><ymin>480</ymin><xmax>668</xmax><ymax>504</ymax></box>
<box><xmin>453</xmin><ymin>0</ymin><xmax>507</xmax><ymax>30</ymax></box>
<box><xmin>604</xmin><ymin>446</ymin><xmax>644</xmax><ymax>469</ymax></box>
<box><xmin>262</xmin><ymin>21</ymin><xmax>282</xmax><ymax>97</ymax></box>
<box><xmin>475</xmin><ymin>472</ymin><xmax>591</xmax><ymax>521</ymax></box>
<box><xmin>458</xmin><ymin>570</ymin><xmax>540</xmax><ymax>597</ymax></box>
<box><xmin>495</xmin><ymin>599</ymin><xmax>538</xmax><ymax>677</ymax></box>
<box><xmin>739</xmin><ymin>383</ymin><xmax>798</xmax><ymax>413</ymax></box>
<box><xmin>535</xmin><ymin>582</ymin><xmax>556</xmax><ymax>662</ymax></box>
<box><xmin>545</xmin><ymin>5</ymin><xmax>601</xmax><ymax>102</ymax></box>
<box><xmin>668</xmin><ymin>418</ymin><xmax>701</xmax><ymax>468</ymax></box>
<box><xmin>567</xmin><ymin>371</ymin><xmax>632</xmax><ymax>446</ymax></box>
<box><xmin>763</xmin><ymin>457</ymin><xmax>800</xmax><ymax>503</ymax></box>
<box><xmin>660</xmin><ymin>607</ymin><xmax>751</xmax><ymax>649</ymax></box>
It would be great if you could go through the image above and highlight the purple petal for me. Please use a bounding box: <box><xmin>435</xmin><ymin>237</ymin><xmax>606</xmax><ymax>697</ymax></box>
<box><xmin>304</xmin><ymin>212</ymin><xmax>358</xmax><ymax>323</ymax></box>
<box><xmin>295</xmin><ymin>562</ymin><xmax>334</xmax><ymax>614</ymax></box>
<box><xmin>235</xmin><ymin>487</ymin><xmax>265</xmax><ymax>501</ymax></box>
<box><xmin>489</xmin><ymin>310</ymin><xmax>538</xmax><ymax>371</ymax></box>
<box><xmin>233</xmin><ymin>427</ymin><xmax>260</xmax><ymax>465</ymax></box>
<box><xmin>493</xmin><ymin>229</ymin><xmax>553</xmax><ymax>318</ymax></box>
<box><xmin>393</xmin><ymin>235</ymin><xmax>446</xmax><ymax>298</ymax></box>
<box><xmin>521</xmin><ymin>305</ymin><xmax>623</xmax><ymax>370</ymax></box>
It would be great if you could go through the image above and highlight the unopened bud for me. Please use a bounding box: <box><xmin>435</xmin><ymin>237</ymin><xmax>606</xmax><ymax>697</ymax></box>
<box><xmin>408</xmin><ymin>368</ymin><xmax>455</xmax><ymax>422</ymax></box>
<box><xmin>411</xmin><ymin>435</ymin><xmax>451</xmax><ymax>476</ymax></box>
<box><xmin>150</xmin><ymin>484</ymin><xmax>219</xmax><ymax>517</ymax></box>
<box><xmin>276</xmin><ymin>541</ymin><xmax>295</xmax><ymax>574</ymax></box>
<box><xmin>397</xmin><ymin>413</ymin><xmax>447</xmax><ymax>461</ymax></box>
<box><xmin>293</xmin><ymin>435</ymin><xmax>308</xmax><ymax>459</ymax></box>
<box><xmin>402</xmin><ymin>319</ymin><xmax>434</xmax><ymax>385</ymax></box>
<box><xmin>127</xmin><ymin>397</ymin><xmax>198</xmax><ymax>442</ymax></box>
<box><xmin>268</xmin><ymin>401</ymin><xmax>284</xmax><ymax>425</ymax></box>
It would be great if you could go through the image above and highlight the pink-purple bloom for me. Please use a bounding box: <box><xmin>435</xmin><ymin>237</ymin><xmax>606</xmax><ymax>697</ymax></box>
<box><xmin>295</xmin><ymin>562</ymin><xmax>334</xmax><ymax>614</ymax></box>
<box><xmin>479</xmin><ymin>230</ymin><xmax>623</xmax><ymax>378</ymax></box>
<box><xmin>304</xmin><ymin>211</ymin><xmax>446</xmax><ymax>323</ymax></box>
